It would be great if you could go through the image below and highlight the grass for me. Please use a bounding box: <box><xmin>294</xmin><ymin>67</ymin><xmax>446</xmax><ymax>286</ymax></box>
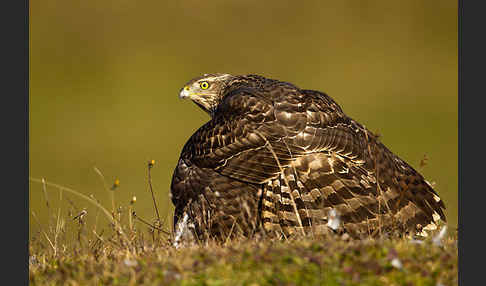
<box><xmin>29</xmin><ymin>231</ymin><xmax>457</xmax><ymax>285</ymax></box>
<box><xmin>29</xmin><ymin>161</ymin><xmax>458</xmax><ymax>286</ymax></box>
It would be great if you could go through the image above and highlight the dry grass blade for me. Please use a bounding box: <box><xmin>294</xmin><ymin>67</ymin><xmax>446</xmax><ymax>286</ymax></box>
<box><xmin>40</xmin><ymin>178</ymin><xmax>52</xmax><ymax>233</ymax></box>
<box><xmin>89</xmin><ymin>194</ymin><xmax>101</xmax><ymax>240</ymax></box>
<box><xmin>254</xmin><ymin>130</ymin><xmax>306</xmax><ymax>236</ymax></box>
<box><xmin>54</xmin><ymin>184</ymin><xmax>63</xmax><ymax>252</ymax></box>
<box><xmin>31</xmin><ymin>211</ymin><xmax>56</xmax><ymax>255</ymax></box>
<box><xmin>129</xmin><ymin>196</ymin><xmax>136</xmax><ymax>233</ymax></box>
<box><xmin>29</xmin><ymin>177</ymin><xmax>130</xmax><ymax>244</ymax></box>
<box><xmin>147</xmin><ymin>160</ymin><xmax>161</xmax><ymax>224</ymax></box>
<box><xmin>224</xmin><ymin>217</ymin><xmax>238</xmax><ymax>245</ymax></box>
<box><xmin>41</xmin><ymin>178</ymin><xmax>50</xmax><ymax>210</ymax></box>
<box><xmin>93</xmin><ymin>166</ymin><xmax>116</xmax><ymax>216</ymax></box>
<box><xmin>133</xmin><ymin>211</ymin><xmax>170</xmax><ymax>235</ymax></box>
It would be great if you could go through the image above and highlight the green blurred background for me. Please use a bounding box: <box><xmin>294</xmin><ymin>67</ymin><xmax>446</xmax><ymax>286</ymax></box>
<box><xmin>29</xmin><ymin>0</ymin><xmax>457</xmax><ymax>236</ymax></box>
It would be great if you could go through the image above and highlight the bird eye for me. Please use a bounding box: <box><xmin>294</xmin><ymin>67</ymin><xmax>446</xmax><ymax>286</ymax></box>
<box><xmin>200</xmin><ymin>81</ymin><xmax>210</xmax><ymax>90</ymax></box>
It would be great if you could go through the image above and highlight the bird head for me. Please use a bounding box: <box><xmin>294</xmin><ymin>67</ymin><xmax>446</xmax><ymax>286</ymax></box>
<box><xmin>179</xmin><ymin>73</ymin><xmax>235</xmax><ymax>116</ymax></box>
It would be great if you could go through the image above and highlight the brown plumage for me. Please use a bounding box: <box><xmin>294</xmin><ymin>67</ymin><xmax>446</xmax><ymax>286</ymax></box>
<box><xmin>170</xmin><ymin>73</ymin><xmax>446</xmax><ymax>243</ymax></box>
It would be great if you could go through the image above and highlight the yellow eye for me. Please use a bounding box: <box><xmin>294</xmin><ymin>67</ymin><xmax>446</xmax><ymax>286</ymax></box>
<box><xmin>200</xmin><ymin>81</ymin><xmax>210</xmax><ymax>90</ymax></box>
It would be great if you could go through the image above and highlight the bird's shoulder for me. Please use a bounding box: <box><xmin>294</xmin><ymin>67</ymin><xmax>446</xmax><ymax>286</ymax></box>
<box><xmin>217</xmin><ymin>75</ymin><xmax>347</xmax><ymax>117</ymax></box>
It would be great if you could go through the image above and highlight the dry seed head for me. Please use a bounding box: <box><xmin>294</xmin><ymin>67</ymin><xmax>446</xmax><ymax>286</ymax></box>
<box><xmin>111</xmin><ymin>178</ymin><xmax>120</xmax><ymax>190</ymax></box>
<box><xmin>73</xmin><ymin>209</ymin><xmax>87</xmax><ymax>221</ymax></box>
<box><xmin>148</xmin><ymin>159</ymin><xmax>156</xmax><ymax>168</ymax></box>
<box><xmin>148</xmin><ymin>160</ymin><xmax>155</xmax><ymax>168</ymax></box>
<box><xmin>419</xmin><ymin>154</ymin><xmax>429</xmax><ymax>168</ymax></box>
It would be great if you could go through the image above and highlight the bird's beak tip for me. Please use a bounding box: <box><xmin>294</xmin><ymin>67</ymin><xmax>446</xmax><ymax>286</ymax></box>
<box><xmin>179</xmin><ymin>91</ymin><xmax>188</xmax><ymax>99</ymax></box>
<box><xmin>179</xmin><ymin>87</ymin><xmax>191</xmax><ymax>99</ymax></box>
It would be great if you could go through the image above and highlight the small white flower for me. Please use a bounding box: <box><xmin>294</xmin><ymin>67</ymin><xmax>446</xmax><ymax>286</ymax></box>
<box><xmin>123</xmin><ymin>258</ymin><xmax>138</xmax><ymax>267</ymax></box>
<box><xmin>391</xmin><ymin>257</ymin><xmax>403</xmax><ymax>269</ymax></box>
<box><xmin>327</xmin><ymin>209</ymin><xmax>341</xmax><ymax>230</ymax></box>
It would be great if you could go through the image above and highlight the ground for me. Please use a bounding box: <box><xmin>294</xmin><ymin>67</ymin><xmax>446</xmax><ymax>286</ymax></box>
<box><xmin>29</xmin><ymin>228</ymin><xmax>457</xmax><ymax>285</ymax></box>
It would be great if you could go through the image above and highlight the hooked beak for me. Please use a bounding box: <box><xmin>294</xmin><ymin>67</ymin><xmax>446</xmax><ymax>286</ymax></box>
<box><xmin>179</xmin><ymin>86</ymin><xmax>191</xmax><ymax>99</ymax></box>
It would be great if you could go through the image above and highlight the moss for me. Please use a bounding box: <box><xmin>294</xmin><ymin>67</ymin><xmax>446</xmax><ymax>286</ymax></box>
<box><xmin>30</xmin><ymin>234</ymin><xmax>457</xmax><ymax>285</ymax></box>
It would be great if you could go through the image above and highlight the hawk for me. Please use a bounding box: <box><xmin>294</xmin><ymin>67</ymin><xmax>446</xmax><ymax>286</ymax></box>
<box><xmin>170</xmin><ymin>73</ymin><xmax>446</xmax><ymax>243</ymax></box>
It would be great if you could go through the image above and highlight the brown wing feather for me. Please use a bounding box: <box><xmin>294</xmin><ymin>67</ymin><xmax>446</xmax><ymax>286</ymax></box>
<box><xmin>263</xmin><ymin>88</ymin><xmax>446</xmax><ymax>237</ymax></box>
<box><xmin>171</xmin><ymin>76</ymin><xmax>446</xmax><ymax>241</ymax></box>
<box><xmin>171</xmin><ymin>158</ymin><xmax>261</xmax><ymax>241</ymax></box>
